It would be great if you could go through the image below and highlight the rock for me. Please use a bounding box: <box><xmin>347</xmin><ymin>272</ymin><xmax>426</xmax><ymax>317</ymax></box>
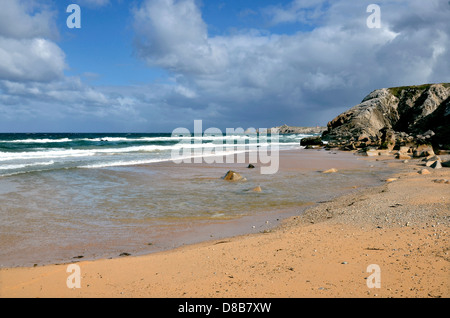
<box><xmin>442</xmin><ymin>160</ymin><xmax>450</xmax><ymax>168</ymax></box>
<box><xmin>321</xmin><ymin>84</ymin><xmax>450</xmax><ymax>151</ymax></box>
<box><xmin>341</xmin><ymin>143</ymin><xmax>356</xmax><ymax>151</ymax></box>
<box><xmin>425</xmin><ymin>160</ymin><xmax>435</xmax><ymax>167</ymax></box>
<box><xmin>426</xmin><ymin>155</ymin><xmax>441</xmax><ymax>162</ymax></box>
<box><xmin>430</xmin><ymin>161</ymin><xmax>442</xmax><ymax>169</ymax></box>
<box><xmin>386</xmin><ymin>178</ymin><xmax>397</xmax><ymax>183</ymax></box>
<box><xmin>223</xmin><ymin>171</ymin><xmax>246</xmax><ymax>181</ymax></box>
<box><xmin>270</xmin><ymin>124</ymin><xmax>326</xmax><ymax>135</ymax></box>
<box><xmin>251</xmin><ymin>186</ymin><xmax>262</xmax><ymax>192</ymax></box>
<box><xmin>364</xmin><ymin>149</ymin><xmax>379</xmax><ymax>157</ymax></box>
<box><xmin>418</xmin><ymin>169</ymin><xmax>431</xmax><ymax>175</ymax></box>
<box><xmin>300</xmin><ymin>136</ymin><xmax>324</xmax><ymax>146</ymax></box>
<box><xmin>247</xmin><ymin>164</ymin><xmax>255</xmax><ymax>169</ymax></box>
<box><xmin>380</xmin><ymin>128</ymin><xmax>396</xmax><ymax>150</ymax></box>
<box><xmin>433</xmin><ymin>179</ymin><xmax>447</xmax><ymax>184</ymax></box>
<box><xmin>399</xmin><ymin>146</ymin><xmax>411</xmax><ymax>154</ymax></box>
<box><xmin>377</xmin><ymin>149</ymin><xmax>392</xmax><ymax>156</ymax></box>
<box><xmin>357</xmin><ymin>134</ymin><xmax>370</xmax><ymax>142</ymax></box>
<box><xmin>396</xmin><ymin>153</ymin><xmax>411</xmax><ymax>160</ymax></box>
<box><xmin>323</xmin><ymin>168</ymin><xmax>338</xmax><ymax>174</ymax></box>
<box><xmin>413</xmin><ymin>145</ymin><xmax>435</xmax><ymax>158</ymax></box>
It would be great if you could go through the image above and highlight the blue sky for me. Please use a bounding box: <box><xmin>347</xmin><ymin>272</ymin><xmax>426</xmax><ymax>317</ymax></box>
<box><xmin>0</xmin><ymin>0</ymin><xmax>449</xmax><ymax>132</ymax></box>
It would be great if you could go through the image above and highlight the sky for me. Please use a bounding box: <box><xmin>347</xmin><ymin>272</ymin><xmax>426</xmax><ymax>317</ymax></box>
<box><xmin>0</xmin><ymin>0</ymin><xmax>449</xmax><ymax>133</ymax></box>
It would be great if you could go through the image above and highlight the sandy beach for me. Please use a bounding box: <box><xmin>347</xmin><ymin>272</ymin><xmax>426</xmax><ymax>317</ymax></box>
<box><xmin>0</xmin><ymin>150</ymin><xmax>448</xmax><ymax>298</ymax></box>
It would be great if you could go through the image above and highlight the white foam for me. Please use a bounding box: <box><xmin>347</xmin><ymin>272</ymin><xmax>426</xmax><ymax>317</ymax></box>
<box><xmin>1</xmin><ymin>140</ymin><xmax>300</xmax><ymax>161</ymax></box>
<box><xmin>0</xmin><ymin>138</ymin><xmax>72</xmax><ymax>143</ymax></box>
<box><xmin>0</xmin><ymin>161</ymin><xmax>55</xmax><ymax>170</ymax></box>
<box><xmin>81</xmin><ymin>135</ymin><xmax>257</xmax><ymax>143</ymax></box>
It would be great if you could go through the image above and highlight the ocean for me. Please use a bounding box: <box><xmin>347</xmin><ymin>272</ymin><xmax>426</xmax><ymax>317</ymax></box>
<box><xmin>0</xmin><ymin>132</ymin><xmax>302</xmax><ymax>177</ymax></box>
<box><xmin>0</xmin><ymin>133</ymin><xmax>392</xmax><ymax>267</ymax></box>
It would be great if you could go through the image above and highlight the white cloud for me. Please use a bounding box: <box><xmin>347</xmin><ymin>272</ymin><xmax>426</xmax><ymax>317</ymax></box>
<box><xmin>0</xmin><ymin>0</ymin><xmax>57</xmax><ymax>39</ymax></box>
<box><xmin>0</xmin><ymin>0</ymin><xmax>66</xmax><ymax>83</ymax></box>
<box><xmin>262</xmin><ymin>0</ymin><xmax>329</xmax><ymax>26</ymax></box>
<box><xmin>133</xmin><ymin>0</ymin><xmax>228</xmax><ymax>74</ymax></box>
<box><xmin>0</xmin><ymin>37</ymin><xmax>66</xmax><ymax>82</ymax></box>
<box><xmin>76</xmin><ymin>0</ymin><xmax>111</xmax><ymax>8</ymax></box>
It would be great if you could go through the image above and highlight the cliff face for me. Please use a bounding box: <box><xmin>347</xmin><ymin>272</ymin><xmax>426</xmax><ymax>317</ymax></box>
<box><xmin>322</xmin><ymin>83</ymin><xmax>450</xmax><ymax>150</ymax></box>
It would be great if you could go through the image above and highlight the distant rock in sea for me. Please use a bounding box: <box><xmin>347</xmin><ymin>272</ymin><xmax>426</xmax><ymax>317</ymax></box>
<box><xmin>269</xmin><ymin>124</ymin><xmax>326</xmax><ymax>135</ymax></box>
<box><xmin>322</xmin><ymin>83</ymin><xmax>450</xmax><ymax>152</ymax></box>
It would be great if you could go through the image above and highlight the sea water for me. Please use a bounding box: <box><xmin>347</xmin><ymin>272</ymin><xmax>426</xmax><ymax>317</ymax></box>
<box><xmin>0</xmin><ymin>133</ymin><xmax>393</xmax><ymax>267</ymax></box>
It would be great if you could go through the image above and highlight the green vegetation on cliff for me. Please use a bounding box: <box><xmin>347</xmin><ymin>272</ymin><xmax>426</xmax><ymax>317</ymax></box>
<box><xmin>389</xmin><ymin>83</ymin><xmax>450</xmax><ymax>98</ymax></box>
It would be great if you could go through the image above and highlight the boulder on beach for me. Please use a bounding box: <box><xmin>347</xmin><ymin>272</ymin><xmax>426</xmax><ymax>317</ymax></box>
<box><xmin>413</xmin><ymin>145</ymin><xmax>435</xmax><ymax>158</ymax></box>
<box><xmin>251</xmin><ymin>186</ymin><xmax>262</xmax><ymax>192</ymax></box>
<box><xmin>430</xmin><ymin>161</ymin><xmax>442</xmax><ymax>169</ymax></box>
<box><xmin>396</xmin><ymin>153</ymin><xmax>411</xmax><ymax>160</ymax></box>
<box><xmin>300</xmin><ymin>136</ymin><xmax>324</xmax><ymax>147</ymax></box>
<box><xmin>363</xmin><ymin>149</ymin><xmax>379</xmax><ymax>157</ymax></box>
<box><xmin>418</xmin><ymin>169</ymin><xmax>431</xmax><ymax>175</ymax></box>
<box><xmin>425</xmin><ymin>155</ymin><xmax>441</xmax><ymax>163</ymax></box>
<box><xmin>223</xmin><ymin>171</ymin><xmax>246</xmax><ymax>182</ymax></box>
<box><xmin>425</xmin><ymin>160</ymin><xmax>435</xmax><ymax>167</ymax></box>
<box><xmin>380</xmin><ymin>128</ymin><xmax>396</xmax><ymax>151</ymax></box>
<box><xmin>399</xmin><ymin>146</ymin><xmax>411</xmax><ymax>154</ymax></box>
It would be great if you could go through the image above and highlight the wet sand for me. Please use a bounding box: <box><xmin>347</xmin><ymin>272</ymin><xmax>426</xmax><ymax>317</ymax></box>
<box><xmin>0</xmin><ymin>150</ymin><xmax>448</xmax><ymax>298</ymax></box>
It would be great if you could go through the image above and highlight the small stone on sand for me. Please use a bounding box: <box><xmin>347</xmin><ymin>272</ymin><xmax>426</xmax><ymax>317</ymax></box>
<box><xmin>251</xmin><ymin>186</ymin><xmax>262</xmax><ymax>192</ymax></box>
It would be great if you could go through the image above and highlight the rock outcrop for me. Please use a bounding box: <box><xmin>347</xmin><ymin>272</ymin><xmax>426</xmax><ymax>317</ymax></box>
<box><xmin>270</xmin><ymin>124</ymin><xmax>326</xmax><ymax>135</ymax></box>
<box><xmin>322</xmin><ymin>83</ymin><xmax>450</xmax><ymax>151</ymax></box>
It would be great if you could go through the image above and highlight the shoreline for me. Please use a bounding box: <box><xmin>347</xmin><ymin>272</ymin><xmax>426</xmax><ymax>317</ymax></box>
<box><xmin>0</xmin><ymin>149</ymin><xmax>448</xmax><ymax>298</ymax></box>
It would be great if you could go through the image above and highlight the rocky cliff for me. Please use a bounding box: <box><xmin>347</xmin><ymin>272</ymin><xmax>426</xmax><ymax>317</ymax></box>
<box><xmin>322</xmin><ymin>83</ymin><xmax>450</xmax><ymax>150</ymax></box>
